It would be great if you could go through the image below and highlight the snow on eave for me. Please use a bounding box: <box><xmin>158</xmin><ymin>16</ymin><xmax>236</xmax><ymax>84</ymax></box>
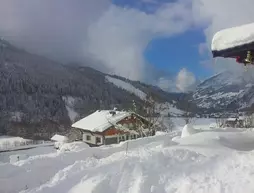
<box><xmin>211</xmin><ymin>22</ymin><xmax>254</xmax><ymax>52</ymax></box>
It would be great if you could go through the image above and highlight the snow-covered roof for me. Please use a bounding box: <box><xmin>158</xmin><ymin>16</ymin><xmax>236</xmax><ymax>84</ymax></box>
<box><xmin>72</xmin><ymin>110</ymin><xmax>132</xmax><ymax>132</ymax></box>
<box><xmin>211</xmin><ymin>22</ymin><xmax>254</xmax><ymax>52</ymax></box>
<box><xmin>227</xmin><ymin>117</ymin><xmax>245</xmax><ymax>122</ymax></box>
<box><xmin>51</xmin><ymin>134</ymin><xmax>68</xmax><ymax>142</ymax></box>
<box><xmin>227</xmin><ymin>118</ymin><xmax>237</xmax><ymax>121</ymax></box>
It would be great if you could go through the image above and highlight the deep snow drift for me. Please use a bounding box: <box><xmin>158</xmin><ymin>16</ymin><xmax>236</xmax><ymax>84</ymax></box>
<box><xmin>2</xmin><ymin>125</ymin><xmax>254</xmax><ymax>193</ymax></box>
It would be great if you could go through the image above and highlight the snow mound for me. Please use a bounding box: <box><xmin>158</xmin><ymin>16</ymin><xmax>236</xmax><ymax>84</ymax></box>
<box><xmin>58</xmin><ymin>142</ymin><xmax>90</xmax><ymax>152</ymax></box>
<box><xmin>181</xmin><ymin>124</ymin><xmax>199</xmax><ymax>138</ymax></box>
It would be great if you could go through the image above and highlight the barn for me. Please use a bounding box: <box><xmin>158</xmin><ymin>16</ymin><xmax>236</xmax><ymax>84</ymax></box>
<box><xmin>71</xmin><ymin>109</ymin><xmax>152</xmax><ymax>146</ymax></box>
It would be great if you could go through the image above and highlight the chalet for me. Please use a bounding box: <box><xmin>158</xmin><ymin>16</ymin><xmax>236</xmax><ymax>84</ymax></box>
<box><xmin>225</xmin><ymin>117</ymin><xmax>244</xmax><ymax>128</ymax></box>
<box><xmin>71</xmin><ymin>109</ymin><xmax>152</xmax><ymax>146</ymax></box>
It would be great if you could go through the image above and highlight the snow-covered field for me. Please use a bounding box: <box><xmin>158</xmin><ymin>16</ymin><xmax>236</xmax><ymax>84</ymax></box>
<box><xmin>0</xmin><ymin>146</ymin><xmax>56</xmax><ymax>163</ymax></box>
<box><xmin>0</xmin><ymin>136</ymin><xmax>33</xmax><ymax>151</ymax></box>
<box><xmin>2</xmin><ymin>118</ymin><xmax>254</xmax><ymax>193</ymax></box>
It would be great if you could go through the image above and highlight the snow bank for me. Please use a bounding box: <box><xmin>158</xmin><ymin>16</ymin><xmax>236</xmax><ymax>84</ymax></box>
<box><xmin>155</xmin><ymin>131</ymin><xmax>168</xmax><ymax>136</ymax></box>
<box><xmin>212</xmin><ymin>22</ymin><xmax>254</xmax><ymax>51</ymax></box>
<box><xmin>58</xmin><ymin>142</ymin><xmax>90</xmax><ymax>153</ymax></box>
<box><xmin>181</xmin><ymin>124</ymin><xmax>199</xmax><ymax>138</ymax></box>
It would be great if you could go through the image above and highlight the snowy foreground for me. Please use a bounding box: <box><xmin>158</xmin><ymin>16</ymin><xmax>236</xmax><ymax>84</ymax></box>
<box><xmin>2</xmin><ymin>126</ymin><xmax>254</xmax><ymax>193</ymax></box>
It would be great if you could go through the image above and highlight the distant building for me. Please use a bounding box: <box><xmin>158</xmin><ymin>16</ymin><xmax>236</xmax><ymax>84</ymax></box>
<box><xmin>51</xmin><ymin>134</ymin><xmax>68</xmax><ymax>143</ymax></box>
<box><xmin>71</xmin><ymin>109</ymin><xmax>152</xmax><ymax>146</ymax></box>
<box><xmin>225</xmin><ymin>117</ymin><xmax>244</xmax><ymax>128</ymax></box>
<box><xmin>51</xmin><ymin>134</ymin><xmax>69</xmax><ymax>149</ymax></box>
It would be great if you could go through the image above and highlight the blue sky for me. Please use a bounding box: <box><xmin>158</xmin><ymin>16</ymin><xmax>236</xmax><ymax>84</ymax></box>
<box><xmin>144</xmin><ymin>29</ymin><xmax>211</xmax><ymax>80</ymax></box>
<box><xmin>113</xmin><ymin>0</ymin><xmax>212</xmax><ymax>80</ymax></box>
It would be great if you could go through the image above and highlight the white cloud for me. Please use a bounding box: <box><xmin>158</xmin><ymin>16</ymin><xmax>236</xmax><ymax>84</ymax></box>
<box><xmin>176</xmin><ymin>68</ymin><xmax>197</xmax><ymax>92</ymax></box>
<box><xmin>87</xmin><ymin>0</ymin><xmax>196</xmax><ymax>80</ymax></box>
<box><xmin>0</xmin><ymin>0</ymin><xmax>110</xmax><ymax>62</ymax></box>
<box><xmin>0</xmin><ymin>0</ymin><xmax>198</xmax><ymax>82</ymax></box>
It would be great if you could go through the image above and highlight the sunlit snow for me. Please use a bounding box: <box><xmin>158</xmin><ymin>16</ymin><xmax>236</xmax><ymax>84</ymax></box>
<box><xmin>2</xmin><ymin>118</ymin><xmax>254</xmax><ymax>193</ymax></box>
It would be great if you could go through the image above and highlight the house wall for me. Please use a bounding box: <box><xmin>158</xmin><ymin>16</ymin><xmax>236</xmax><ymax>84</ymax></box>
<box><xmin>103</xmin><ymin>127</ymin><xmax>142</xmax><ymax>145</ymax></box>
<box><xmin>104</xmin><ymin>127</ymin><xmax>126</xmax><ymax>136</ymax></box>
<box><xmin>82</xmin><ymin>131</ymin><xmax>103</xmax><ymax>146</ymax></box>
<box><xmin>117</xmin><ymin>114</ymin><xmax>148</xmax><ymax>129</ymax></box>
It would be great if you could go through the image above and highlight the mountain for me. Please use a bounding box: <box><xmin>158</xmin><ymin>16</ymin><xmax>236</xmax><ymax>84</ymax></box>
<box><xmin>191</xmin><ymin>70</ymin><xmax>254</xmax><ymax>112</ymax></box>
<box><xmin>0</xmin><ymin>39</ymin><xmax>187</xmax><ymax>139</ymax></box>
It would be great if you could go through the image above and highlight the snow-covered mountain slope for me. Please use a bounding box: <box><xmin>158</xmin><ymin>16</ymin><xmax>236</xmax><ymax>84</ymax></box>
<box><xmin>106</xmin><ymin>76</ymin><xmax>187</xmax><ymax>117</ymax></box>
<box><xmin>3</xmin><ymin>127</ymin><xmax>254</xmax><ymax>193</ymax></box>
<box><xmin>105</xmin><ymin>76</ymin><xmax>147</xmax><ymax>100</ymax></box>
<box><xmin>192</xmin><ymin>70</ymin><xmax>254</xmax><ymax>110</ymax></box>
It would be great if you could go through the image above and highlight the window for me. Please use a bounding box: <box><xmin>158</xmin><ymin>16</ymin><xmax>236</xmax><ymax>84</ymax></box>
<box><xmin>86</xmin><ymin>135</ymin><xmax>91</xmax><ymax>141</ymax></box>
<box><xmin>96</xmin><ymin>137</ymin><xmax>101</xmax><ymax>144</ymax></box>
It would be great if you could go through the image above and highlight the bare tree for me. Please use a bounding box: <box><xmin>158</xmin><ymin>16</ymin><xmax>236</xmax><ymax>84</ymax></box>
<box><xmin>244</xmin><ymin>114</ymin><xmax>254</xmax><ymax>128</ymax></box>
<box><xmin>67</xmin><ymin>128</ymin><xmax>83</xmax><ymax>142</ymax></box>
<box><xmin>182</xmin><ymin>101</ymin><xmax>195</xmax><ymax>124</ymax></box>
<box><xmin>215</xmin><ymin>118</ymin><xmax>226</xmax><ymax>128</ymax></box>
<box><xmin>142</xmin><ymin>93</ymin><xmax>174</xmax><ymax>134</ymax></box>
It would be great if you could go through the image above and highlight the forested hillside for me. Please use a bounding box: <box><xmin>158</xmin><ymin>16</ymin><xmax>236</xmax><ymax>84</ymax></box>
<box><xmin>0</xmin><ymin>39</ymin><xmax>188</xmax><ymax>139</ymax></box>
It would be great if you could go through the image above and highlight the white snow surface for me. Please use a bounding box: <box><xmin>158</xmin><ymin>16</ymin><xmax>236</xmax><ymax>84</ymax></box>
<box><xmin>3</xmin><ymin>122</ymin><xmax>254</xmax><ymax>193</ymax></box>
<box><xmin>72</xmin><ymin>110</ymin><xmax>131</xmax><ymax>132</ymax></box>
<box><xmin>58</xmin><ymin>142</ymin><xmax>90</xmax><ymax>153</ymax></box>
<box><xmin>105</xmin><ymin>76</ymin><xmax>146</xmax><ymax>100</ymax></box>
<box><xmin>212</xmin><ymin>22</ymin><xmax>254</xmax><ymax>51</ymax></box>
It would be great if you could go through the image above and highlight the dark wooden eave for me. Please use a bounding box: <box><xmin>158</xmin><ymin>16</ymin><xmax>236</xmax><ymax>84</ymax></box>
<box><xmin>212</xmin><ymin>40</ymin><xmax>254</xmax><ymax>58</ymax></box>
